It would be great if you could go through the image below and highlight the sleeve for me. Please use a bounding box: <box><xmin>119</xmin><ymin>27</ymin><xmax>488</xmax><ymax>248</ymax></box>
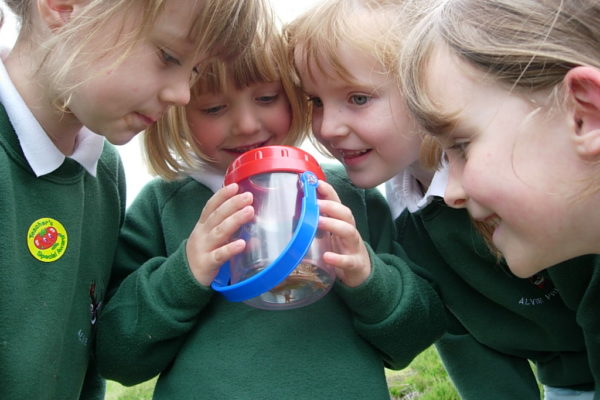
<box><xmin>580</xmin><ymin>268</ymin><xmax>600</xmax><ymax>394</ymax></box>
<box><xmin>548</xmin><ymin>260</ymin><xmax>600</xmax><ymax>394</ymax></box>
<box><xmin>334</xmin><ymin>187</ymin><xmax>447</xmax><ymax>370</ymax></box>
<box><xmin>435</xmin><ymin>313</ymin><xmax>541</xmax><ymax>399</ymax></box>
<box><xmin>78</xmin><ymin>360</ymin><xmax>106</xmax><ymax>400</ymax></box>
<box><xmin>95</xmin><ymin>184</ymin><xmax>212</xmax><ymax>385</ymax></box>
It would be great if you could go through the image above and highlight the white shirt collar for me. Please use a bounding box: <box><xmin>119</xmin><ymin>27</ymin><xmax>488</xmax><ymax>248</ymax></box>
<box><xmin>384</xmin><ymin>163</ymin><xmax>448</xmax><ymax>219</ymax></box>
<box><xmin>188</xmin><ymin>163</ymin><xmax>225</xmax><ymax>193</ymax></box>
<box><xmin>0</xmin><ymin>51</ymin><xmax>104</xmax><ymax>177</ymax></box>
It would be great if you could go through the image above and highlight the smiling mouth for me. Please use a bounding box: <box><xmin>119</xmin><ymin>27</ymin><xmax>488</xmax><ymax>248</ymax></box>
<box><xmin>225</xmin><ymin>140</ymin><xmax>269</xmax><ymax>154</ymax></box>
<box><xmin>475</xmin><ymin>214</ymin><xmax>501</xmax><ymax>234</ymax></box>
<box><xmin>483</xmin><ymin>214</ymin><xmax>501</xmax><ymax>229</ymax></box>
<box><xmin>338</xmin><ymin>149</ymin><xmax>371</xmax><ymax>160</ymax></box>
<box><xmin>135</xmin><ymin>112</ymin><xmax>156</xmax><ymax>126</ymax></box>
<box><xmin>472</xmin><ymin>215</ymin><xmax>502</xmax><ymax>257</ymax></box>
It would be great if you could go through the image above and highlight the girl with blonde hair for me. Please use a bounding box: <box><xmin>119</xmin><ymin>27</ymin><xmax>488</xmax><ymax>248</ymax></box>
<box><xmin>0</xmin><ymin>0</ymin><xmax>266</xmax><ymax>398</ymax></box>
<box><xmin>399</xmin><ymin>0</ymin><xmax>600</xmax><ymax>398</ymax></box>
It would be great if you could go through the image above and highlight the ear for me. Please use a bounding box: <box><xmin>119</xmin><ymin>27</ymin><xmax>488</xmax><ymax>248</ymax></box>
<box><xmin>37</xmin><ymin>0</ymin><xmax>83</xmax><ymax>30</ymax></box>
<box><xmin>565</xmin><ymin>66</ymin><xmax>600</xmax><ymax>161</ymax></box>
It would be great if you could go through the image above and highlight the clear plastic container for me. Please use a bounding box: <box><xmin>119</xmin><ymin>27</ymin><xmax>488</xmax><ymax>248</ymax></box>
<box><xmin>211</xmin><ymin>146</ymin><xmax>335</xmax><ymax>310</ymax></box>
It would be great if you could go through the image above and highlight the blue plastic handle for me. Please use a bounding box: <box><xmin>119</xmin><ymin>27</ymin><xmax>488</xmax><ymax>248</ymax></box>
<box><xmin>211</xmin><ymin>171</ymin><xmax>320</xmax><ymax>302</ymax></box>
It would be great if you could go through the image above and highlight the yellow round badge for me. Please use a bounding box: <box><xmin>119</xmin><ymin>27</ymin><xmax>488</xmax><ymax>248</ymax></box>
<box><xmin>27</xmin><ymin>218</ymin><xmax>68</xmax><ymax>262</ymax></box>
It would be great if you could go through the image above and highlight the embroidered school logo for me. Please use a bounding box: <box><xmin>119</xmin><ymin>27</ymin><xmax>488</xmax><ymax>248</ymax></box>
<box><xmin>27</xmin><ymin>218</ymin><xmax>68</xmax><ymax>262</ymax></box>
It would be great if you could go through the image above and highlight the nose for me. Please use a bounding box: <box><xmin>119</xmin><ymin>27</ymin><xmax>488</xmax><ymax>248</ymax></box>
<box><xmin>232</xmin><ymin>104</ymin><xmax>261</xmax><ymax>136</ymax></box>
<box><xmin>317</xmin><ymin>105</ymin><xmax>349</xmax><ymax>140</ymax></box>
<box><xmin>443</xmin><ymin>161</ymin><xmax>468</xmax><ymax>209</ymax></box>
<box><xmin>159</xmin><ymin>76</ymin><xmax>191</xmax><ymax>107</ymax></box>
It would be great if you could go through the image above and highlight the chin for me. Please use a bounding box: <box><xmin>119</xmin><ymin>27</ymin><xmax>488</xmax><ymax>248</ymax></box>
<box><xmin>504</xmin><ymin>253</ymin><xmax>546</xmax><ymax>279</ymax></box>
<box><xmin>507</xmin><ymin>265</ymin><xmax>536</xmax><ymax>279</ymax></box>
<box><xmin>348</xmin><ymin>174</ymin><xmax>379</xmax><ymax>189</ymax></box>
<box><xmin>93</xmin><ymin>122</ymin><xmax>139</xmax><ymax>145</ymax></box>
<box><xmin>106</xmin><ymin>133</ymin><xmax>138</xmax><ymax>146</ymax></box>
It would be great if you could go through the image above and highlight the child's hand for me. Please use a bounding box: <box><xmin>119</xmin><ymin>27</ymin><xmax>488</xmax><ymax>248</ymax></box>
<box><xmin>317</xmin><ymin>181</ymin><xmax>371</xmax><ymax>287</ymax></box>
<box><xmin>186</xmin><ymin>183</ymin><xmax>254</xmax><ymax>286</ymax></box>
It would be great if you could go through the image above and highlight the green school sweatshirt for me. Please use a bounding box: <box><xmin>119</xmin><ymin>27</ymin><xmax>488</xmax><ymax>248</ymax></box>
<box><xmin>96</xmin><ymin>164</ymin><xmax>446</xmax><ymax>399</ymax></box>
<box><xmin>397</xmin><ymin>198</ymin><xmax>595</xmax><ymax>399</ymax></box>
<box><xmin>0</xmin><ymin>104</ymin><xmax>126</xmax><ymax>400</ymax></box>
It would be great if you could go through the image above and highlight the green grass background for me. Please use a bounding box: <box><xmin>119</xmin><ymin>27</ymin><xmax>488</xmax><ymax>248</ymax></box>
<box><xmin>105</xmin><ymin>346</ymin><xmax>459</xmax><ymax>400</ymax></box>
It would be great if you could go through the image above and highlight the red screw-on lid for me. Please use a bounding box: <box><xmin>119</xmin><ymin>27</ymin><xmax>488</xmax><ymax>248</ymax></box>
<box><xmin>224</xmin><ymin>145</ymin><xmax>326</xmax><ymax>185</ymax></box>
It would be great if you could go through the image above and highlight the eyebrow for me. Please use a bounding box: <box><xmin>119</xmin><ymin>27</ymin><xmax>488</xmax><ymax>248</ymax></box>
<box><xmin>155</xmin><ymin>22</ymin><xmax>196</xmax><ymax>49</ymax></box>
<box><xmin>419</xmin><ymin>108</ymin><xmax>461</xmax><ymax>139</ymax></box>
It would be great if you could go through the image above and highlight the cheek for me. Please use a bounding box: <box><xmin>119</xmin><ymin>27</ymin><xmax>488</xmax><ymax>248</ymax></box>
<box><xmin>87</xmin><ymin>78</ymin><xmax>145</xmax><ymax>113</ymax></box>
<box><xmin>188</xmin><ymin>117</ymin><xmax>220</xmax><ymax>148</ymax></box>
<box><xmin>460</xmin><ymin>154</ymin><xmax>495</xmax><ymax>199</ymax></box>
<box><xmin>87</xmin><ymin>61</ymin><xmax>136</xmax><ymax>97</ymax></box>
<box><xmin>390</xmin><ymin>130</ymin><xmax>420</xmax><ymax>156</ymax></box>
<box><xmin>187</xmin><ymin>114</ymin><xmax>204</xmax><ymax>135</ymax></box>
<box><xmin>194</xmin><ymin>134</ymin><xmax>219</xmax><ymax>158</ymax></box>
<box><xmin>462</xmin><ymin>153</ymin><xmax>515</xmax><ymax>211</ymax></box>
<box><xmin>379</xmin><ymin>141</ymin><xmax>412</xmax><ymax>168</ymax></box>
<box><xmin>72</xmin><ymin>78</ymin><xmax>106</xmax><ymax>105</ymax></box>
<box><xmin>274</xmin><ymin>105</ymin><xmax>293</xmax><ymax>134</ymax></box>
<box><xmin>70</xmin><ymin>81</ymin><xmax>121</xmax><ymax>122</ymax></box>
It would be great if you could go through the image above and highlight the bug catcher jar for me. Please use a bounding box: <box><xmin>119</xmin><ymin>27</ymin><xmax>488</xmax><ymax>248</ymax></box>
<box><xmin>211</xmin><ymin>146</ymin><xmax>336</xmax><ymax>310</ymax></box>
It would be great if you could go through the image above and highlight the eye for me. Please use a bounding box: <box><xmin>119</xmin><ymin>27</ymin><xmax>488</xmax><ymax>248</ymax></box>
<box><xmin>202</xmin><ymin>105</ymin><xmax>227</xmax><ymax>115</ymax></box>
<box><xmin>307</xmin><ymin>96</ymin><xmax>323</xmax><ymax>108</ymax></box>
<box><xmin>445</xmin><ymin>140</ymin><xmax>469</xmax><ymax>159</ymax></box>
<box><xmin>256</xmin><ymin>94</ymin><xmax>279</xmax><ymax>104</ymax></box>
<box><xmin>159</xmin><ymin>49</ymin><xmax>181</xmax><ymax>66</ymax></box>
<box><xmin>349</xmin><ymin>94</ymin><xmax>370</xmax><ymax>106</ymax></box>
